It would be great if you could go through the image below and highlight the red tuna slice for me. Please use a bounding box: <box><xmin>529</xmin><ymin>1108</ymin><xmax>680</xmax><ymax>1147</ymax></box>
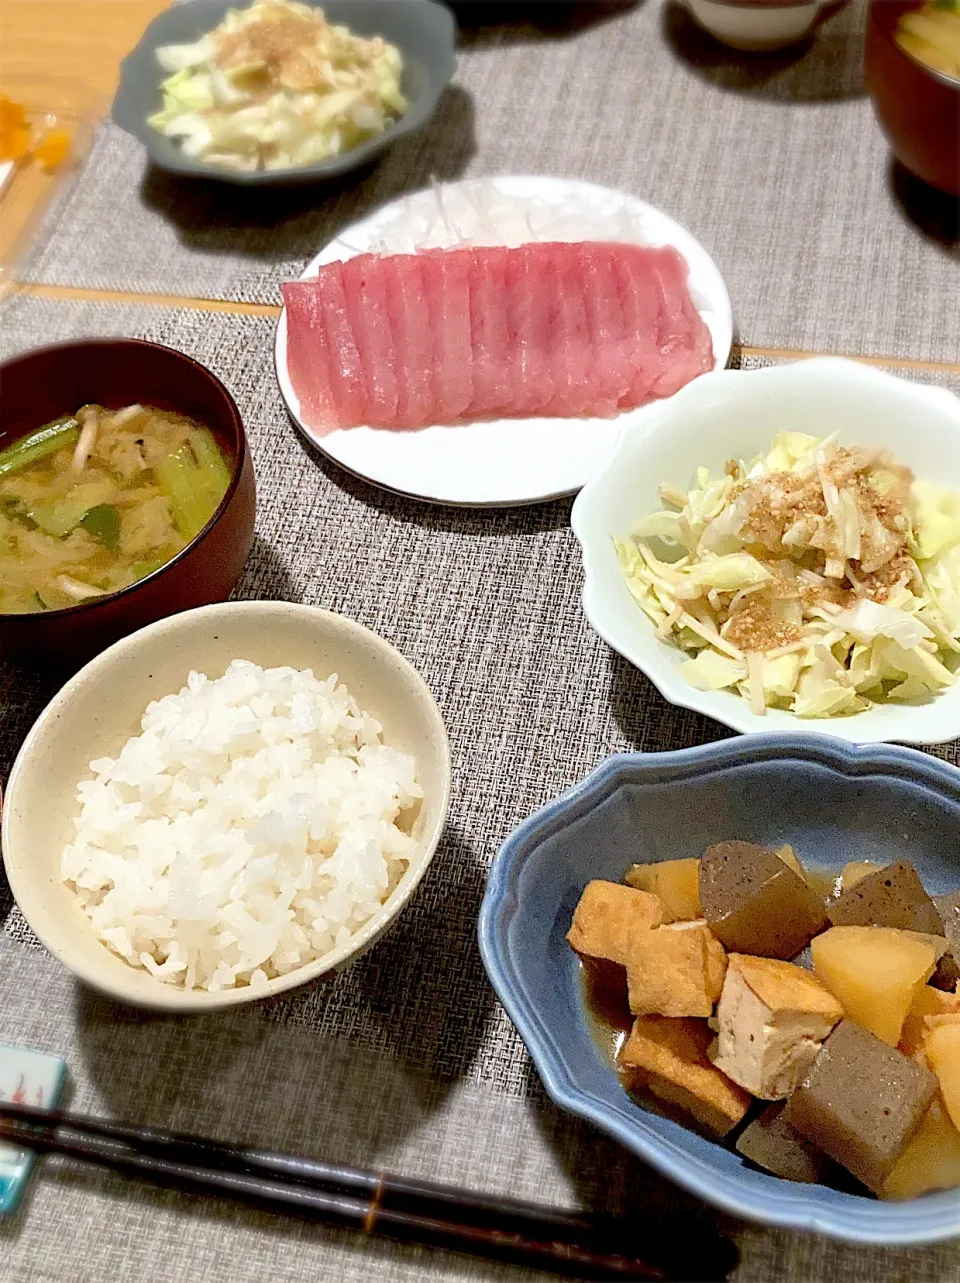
<box><xmin>340</xmin><ymin>253</ymin><xmax>399</xmax><ymax>428</ymax></box>
<box><xmin>571</xmin><ymin>244</ymin><xmax>633</xmax><ymax>418</ymax></box>
<box><xmin>502</xmin><ymin>243</ymin><xmax>556</xmax><ymax>418</ymax></box>
<box><xmin>659</xmin><ymin>247</ymin><xmax>714</xmax><ymax>391</ymax></box>
<box><xmin>305</xmin><ymin>263</ymin><xmax>367</xmax><ymax>428</ymax></box>
<box><xmin>526</xmin><ymin>242</ymin><xmax>592</xmax><ymax>418</ymax></box>
<box><xmin>612</xmin><ymin>246</ymin><xmax>671</xmax><ymax>409</ymax></box>
<box><xmin>379</xmin><ymin>255</ymin><xmax>435</xmax><ymax>429</ymax></box>
<box><xmin>420</xmin><ymin>251</ymin><xmax>473</xmax><ymax>423</ymax></box>
<box><xmin>643</xmin><ymin>246</ymin><xmax>714</xmax><ymax>398</ymax></box>
<box><xmin>541</xmin><ymin>243</ymin><xmax>605</xmax><ymax>418</ymax></box>
<box><xmin>463</xmin><ymin>247</ymin><xmax>515</xmax><ymax>421</ymax></box>
<box><xmin>282</xmin><ymin>280</ymin><xmax>338</xmax><ymax>432</ymax></box>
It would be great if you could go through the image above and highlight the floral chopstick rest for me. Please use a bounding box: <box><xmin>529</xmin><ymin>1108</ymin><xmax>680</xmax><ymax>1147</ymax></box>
<box><xmin>0</xmin><ymin>1045</ymin><xmax>67</xmax><ymax>1213</ymax></box>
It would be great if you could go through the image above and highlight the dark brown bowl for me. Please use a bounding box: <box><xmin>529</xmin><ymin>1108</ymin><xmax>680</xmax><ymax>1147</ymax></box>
<box><xmin>866</xmin><ymin>0</ymin><xmax>960</xmax><ymax>196</ymax></box>
<box><xmin>0</xmin><ymin>339</ymin><xmax>256</xmax><ymax>671</ymax></box>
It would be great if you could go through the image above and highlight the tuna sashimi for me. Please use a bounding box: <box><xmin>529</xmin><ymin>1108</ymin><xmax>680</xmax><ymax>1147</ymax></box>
<box><xmin>340</xmin><ymin>253</ymin><xmax>400</xmax><ymax>428</ymax></box>
<box><xmin>382</xmin><ymin>255</ymin><xmax>434</xmax><ymax>428</ymax></box>
<box><xmin>574</xmin><ymin>244</ymin><xmax>632</xmax><ymax>417</ymax></box>
<box><xmin>281</xmin><ymin>282</ymin><xmax>338</xmax><ymax>428</ymax></box>
<box><xmin>309</xmin><ymin>265</ymin><xmax>366</xmax><ymax>426</ymax></box>
<box><xmin>465</xmin><ymin>248</ymin><xmax>514</xmax><ymax>421</ymax></box>
<box><xmin>283</xmin><ymin>241</ymin><xmax>713</xmax><ymax>433</ymax></box>
<box><xmin>649</xmin><ymin>248</ymin><xmax>714</xmax><ymax>398</ymax></box>
<box><xmin>614</xmin><ymin>246</ymin><xmax>671</xmax><ymax>409</ymax></box>
<box><xmin>543</xmin><ymin>244</ymin><xmax>595</xmax><ymax>418</ymax></box>
<box><xmin>421</xmin><ymin>251</ymin><xmax>473</xmax><ymax>422</ymax></box>
<box><xmin>505</xmin><ymin>244</ymin><xmax>556</xmax><ymax>418</ymax></box>
<box><xmin>618</xmin><ymin>241</ymin><xmax>718</xmax><ymax>397</ymax></box>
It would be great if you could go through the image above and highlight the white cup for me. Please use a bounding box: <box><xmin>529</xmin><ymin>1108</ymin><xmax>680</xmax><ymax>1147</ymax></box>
<box><xmin>680</xmin><ymin>0</ymin><xmax>830</xmax><ymax>51</ymax></box>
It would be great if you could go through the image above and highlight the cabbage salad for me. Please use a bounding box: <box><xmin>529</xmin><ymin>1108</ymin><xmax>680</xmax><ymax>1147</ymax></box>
<box><xmin>616</xmin><ymin>433</ymin><xmax>960</xmax><ymax>718</ymax></box>
<box><xmin>147</xmin><ymin>0</ymin><xmax>407</xmax><ymax>172</ymax></box>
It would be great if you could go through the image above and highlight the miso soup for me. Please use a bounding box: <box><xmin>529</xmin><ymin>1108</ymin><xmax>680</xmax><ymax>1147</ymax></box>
<box><xmin>0</xmin><ymin>403</ymin><xmax>232</xmax><ymax>613</ymax></box>
<box><xmin>895</xmin><ymin>1</ymin><xmax>960</xmax><ymax>81</ymax></box>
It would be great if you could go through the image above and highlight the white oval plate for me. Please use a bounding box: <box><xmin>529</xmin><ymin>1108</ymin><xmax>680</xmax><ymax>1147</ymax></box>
<box><xmin>275</xmin><ymin>176</ymin><xmax>734</xmax><ymax>507</ymax></box>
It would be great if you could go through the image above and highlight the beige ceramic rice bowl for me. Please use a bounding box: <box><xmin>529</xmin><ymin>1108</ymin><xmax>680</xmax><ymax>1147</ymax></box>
<box><xmin>2</xmin><ymin>602</ymin><xmax>450</xmax><ymax>1011</ymax></box>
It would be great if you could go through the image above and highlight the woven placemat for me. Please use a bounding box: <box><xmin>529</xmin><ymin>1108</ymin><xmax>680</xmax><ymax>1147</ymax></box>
<box><xmin>20</xmin><ymin>0</ymin><xmax>960</xmax><ymax>362</ymax></box>
<box><xmin>0</xmin><ymin>292</ymin><xmax>958</xmax><ymax>1282</ymax></box>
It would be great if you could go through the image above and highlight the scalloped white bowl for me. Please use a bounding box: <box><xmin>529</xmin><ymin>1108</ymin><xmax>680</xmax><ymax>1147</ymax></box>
<box><xmin>570</xmin><ymin>358</ymin><xmax>960</xmax><ymax>745</ymax></box>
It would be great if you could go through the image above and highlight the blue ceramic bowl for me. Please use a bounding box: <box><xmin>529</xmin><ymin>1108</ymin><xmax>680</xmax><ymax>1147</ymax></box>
<box><xmin>478</xmin><ymin>734</ymin><xmax>960</xmax><ymax>1245</ymax></box>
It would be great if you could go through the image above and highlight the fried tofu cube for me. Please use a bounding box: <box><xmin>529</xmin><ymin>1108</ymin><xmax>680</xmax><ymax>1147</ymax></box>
<box><xmin>624</xmin><ymin>920</ymin><xmax>727</xmax><ymax>1018</ymax></box>
<box><xmin>783</xmin><ymin>1020</ymin><xmax>938</xmax><ymax>1192</ymax></box>
<box><xmin>699</xmin><ymin>840</ymin><xmax>828</xmax><ymax>959</ymax></box>
<box><xmin>619</xmin><ymin>1015</ymin><xmax>751</xmax><ymax>1137</ymax></box>
<box><xmin>711</xmin><ymin>955</ymin><xmax>844</xmax><ymax>1099</ymax></box>
<box><xmin>566</xmin><ymin>880</ymin><xmax>663</xmax><ymax>965</ymax></box>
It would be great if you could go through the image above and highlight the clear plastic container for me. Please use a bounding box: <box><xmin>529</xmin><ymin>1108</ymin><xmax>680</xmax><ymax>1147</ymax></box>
<box><xmin>0</xmin><ymin>73</ymin><xmax>99</xmax><ymax>293</ymax></box>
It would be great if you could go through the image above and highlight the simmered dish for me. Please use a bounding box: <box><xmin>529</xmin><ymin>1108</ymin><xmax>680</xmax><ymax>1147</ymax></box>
<box><xmin>148</xmin><ymin>0</ymin><xmax>408</xmax><ymax>173</ymax></box>
<box><xmin>0</xmin><ymin>403</ymin><xmax>231</xmax><ymax>613</ymax></box>
<box><xmin>895</xmin><ymin>1</ymin><xmax>960</xmax><ymax>81</ymax></box>
<box><xmin>617</xmin><ymin>433</ymin><xmax>960</xmax><ymax>717</ymax></box>
<box><xmin>569</xmin><ymin>846</ymin><xmax>960</xmax><ymax>1199</ymax></box>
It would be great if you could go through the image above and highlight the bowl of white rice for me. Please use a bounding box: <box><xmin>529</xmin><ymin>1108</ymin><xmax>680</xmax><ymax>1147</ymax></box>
<box><xmin>1</xmin><ymin>601</ymin><xmax>450</xmax><ymax>1010</ymax></box>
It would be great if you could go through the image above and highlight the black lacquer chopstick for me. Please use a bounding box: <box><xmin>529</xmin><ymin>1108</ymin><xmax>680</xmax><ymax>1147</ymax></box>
<box><xmin>0</xmin><ymin>1104</ymin><xmax>736</xmax><ymax>1281</ymax></box>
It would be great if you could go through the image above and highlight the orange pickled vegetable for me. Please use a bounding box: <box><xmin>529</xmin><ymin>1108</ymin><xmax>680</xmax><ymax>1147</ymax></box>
<box><xmin>0</xmin><ymin>95</ymin><xmax>31</xmax><ymax>161</ymax></box>
<box><xmin>34</xmin><ymin>128</ymin><xmax>71</xmax><ymax>169</ymax></box>
<box><xmin>0</xmin><ymin>125</ymin><xmax>31</xmax><ymax>162</ymax></box>
<box><xmin>0</xmin><ymin>96</ymin><xmax>73</xmax><ymax>169</ymax></box>
<box><xmin>0</xmin><ymin>96</ymin><xmax>26</xmax><ymax>131</ymax></box>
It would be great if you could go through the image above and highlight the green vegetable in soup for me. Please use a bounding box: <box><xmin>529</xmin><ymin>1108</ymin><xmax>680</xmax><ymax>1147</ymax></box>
<box><xmin>0</xmin><ymin>418</ymin><xmax>79</xmax><ymax>477</ymax></box>
<box><xmin>0</xmin><ymin>403</ymin><xmax>232</xmax><ymax>614</ymax></box>
<box><xmin>80</xmin><ymin>504</ymin><xmax>122</xmax><ymax>552</ymax></box>
<box><xmin>130</xmin><ymin>556</ymin><xmax>168</xmax><ymax>581</ymax></box>
<box><xmin>29</xmin><ymin>481</ymin><xmax>116</xmax><ymax>538</ymax></box>
<box><xmin>156</xmin><ymin>440</ymin><xmax>220</xmax><ymax>541</ymax></box>
<box><xmin>189</xmin><ymin>427</ymin><xmax>233</xmax><ymax>497</ymax></box>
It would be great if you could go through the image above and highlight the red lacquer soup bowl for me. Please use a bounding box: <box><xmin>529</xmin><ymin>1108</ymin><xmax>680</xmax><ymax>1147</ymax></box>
<box><xmin>0</xmin><ymin>339</ymin><xmax>256</xmax><ymax>670</ymax></box>
<box><xmin>866</xmin><ymin>0</ymin><xmax>960</xmax><ymax>196</ymax></box>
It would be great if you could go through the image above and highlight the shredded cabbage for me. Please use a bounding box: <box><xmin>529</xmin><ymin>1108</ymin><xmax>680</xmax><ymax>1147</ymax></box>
<box><xmin>147</xmin><ymin>1</ymin><xmax>407</xmax><ymax>173</ymax></box>
<box><xmin>617</xmin><ymin>433</ymin><xmax>960</xmax><ymax>718</ymax></box>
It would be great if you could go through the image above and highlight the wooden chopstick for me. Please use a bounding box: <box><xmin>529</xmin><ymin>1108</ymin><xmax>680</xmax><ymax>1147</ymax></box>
<box><xmin>0</xmin><ymin>1103</ymin><xmax>736</xmax><ymax>1280</ymax></box>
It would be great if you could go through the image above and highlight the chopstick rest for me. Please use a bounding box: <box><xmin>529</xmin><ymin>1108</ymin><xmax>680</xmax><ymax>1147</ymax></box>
<box><xmin>0</xmin><ymin>1046</ymin><xmax>67</xmax><ymax>1213</ymax></box>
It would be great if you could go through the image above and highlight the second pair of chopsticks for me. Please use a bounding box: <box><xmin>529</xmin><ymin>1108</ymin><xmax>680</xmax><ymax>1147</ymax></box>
<box><xmin>0</xmin><ymin>1102</ymin><xmax>736</xmax><ymax>1280</ymax></box>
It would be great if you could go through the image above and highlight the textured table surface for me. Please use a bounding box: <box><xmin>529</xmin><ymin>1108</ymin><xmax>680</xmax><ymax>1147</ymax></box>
<box><xmin>1</xmin><ymin>1</ymin><xmax>959</xmax><ymax>1280</ymax></box>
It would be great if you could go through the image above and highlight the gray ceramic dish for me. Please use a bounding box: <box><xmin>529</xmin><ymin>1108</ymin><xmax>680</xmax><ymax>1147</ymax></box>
<box><xmin>111</xmin><ymin>0</ymin><xmax>456</xmax><ymax>185</ymax></box>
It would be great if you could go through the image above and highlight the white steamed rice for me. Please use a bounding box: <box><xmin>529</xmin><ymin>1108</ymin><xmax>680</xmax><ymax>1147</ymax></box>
<box><xmin>62</xmin><ymin>659</ymin><xmax>422</xmax><ymax>992</ymax></box>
